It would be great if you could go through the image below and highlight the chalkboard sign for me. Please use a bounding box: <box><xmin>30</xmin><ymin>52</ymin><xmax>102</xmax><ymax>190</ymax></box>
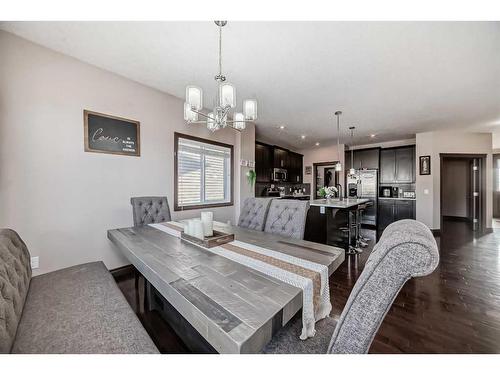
<box><xmin>84</xmin><ymin>110</ymin><xmax>140</xmax><ymax>156</ymax></box>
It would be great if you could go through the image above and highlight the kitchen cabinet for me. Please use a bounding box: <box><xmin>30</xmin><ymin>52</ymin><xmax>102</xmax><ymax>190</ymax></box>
<box><xmin>380</xmin><ymin>146</ymin><xmax>415</xmax><ymax>184</ymax></box>
<box><xmin>345</xmin><ymin>148</ymin><xmax>380</xmax><ymax>171</ymax></box>
<box><xmin>256</xmin><ymin>142</ymin><xmax>303</xmax><ymax>183</ymax></box>
<box><xmin>255</xmin><ymin>142</ymin><xmax>273</xmax><ymax>182</ymax></box>
<box><xmin>287</xmin><ymin>152</ymin><xmax>303</xmax><ymax>183</ymax></box>
<box><xmin>395</xmin><ymin>147</ymin><xmax>415</xmax><ymax>183</ymax></box>
<box><xmin>395</xmin><ymin>199</ymin><xmax>415</xmax><ymax>221</ymax></box>
<box><xmin>273</xmin><ymin>147</ymin><xmax>288</xmax><ymax>169</ymax></box>
<box><xmin>377</xmin><ymin>198</ymin><xmax>416</xmax><ymax>237</ymax></box>
<box><xmin>380</xmin><ymin>148</ymin><xmax>397</xmax><ymax>184</ymax></box>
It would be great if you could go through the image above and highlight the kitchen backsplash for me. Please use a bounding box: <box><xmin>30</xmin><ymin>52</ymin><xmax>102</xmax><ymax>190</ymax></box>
<box><xmin>255</xmin><ymin>182</ymin><xmax>311</xmax><ymax>197</ymax></box>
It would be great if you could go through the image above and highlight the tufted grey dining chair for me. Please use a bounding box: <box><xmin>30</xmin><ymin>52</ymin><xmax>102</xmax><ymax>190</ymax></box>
<box><xmin>238</xmin><ymin>197</ymin><xmax>273</xmax><ymax>231</ymax></box>
<box><xmin>264</xmin><ymin>199</ymin><xmax>309</xmax><ymax>239</ymax></box>
<box><xmin>263</xmin><ymin>219</ymin><xmax>439</xmax><ymax>354</ymax></box>
<box><xmin>130</xmin><ymin>196</ymin><xmax>171</xmax><ymax>227</ymax></box>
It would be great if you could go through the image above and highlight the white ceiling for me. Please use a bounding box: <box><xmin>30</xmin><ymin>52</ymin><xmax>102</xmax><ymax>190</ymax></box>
<box><xmin>1</xmin><ymin>21</ymin><xmax>500</xmax><ymax>149</ymax></box>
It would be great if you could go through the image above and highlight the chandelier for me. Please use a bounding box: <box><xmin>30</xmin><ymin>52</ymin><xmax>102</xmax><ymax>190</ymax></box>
<box><xmin>183</xmin><ymin>21</ymin><xmax>258</xmax><ymax>131</ymax></box>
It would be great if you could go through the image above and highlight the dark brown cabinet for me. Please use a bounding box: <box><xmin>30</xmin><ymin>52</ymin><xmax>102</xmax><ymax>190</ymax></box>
<box><xmin>273</xmin><ymin>147</ymin><xmax>288</xmax><ymax>169</ymax></box>
<box><xmin>377</xmin><ymin>198</ymin><xmax>416</xmax><ymax>237</ymax></box>
<box><xmin>380</xmin><ymin>149</ymin><xmax>396</xmax><ymax>183</ymax></box>
<box><xmin>380</xmin><ymin>146</ymin><xmax>415</xmax><ymax>184</ymax></box>
<box><xmin>255</xmin><ymin>142</ymin><xmax>273</xmax><ymax>182</ymax></box>
<box><xmin>255</xmin><ymin>142</ymin><xmax>303</xmax><ymax>183</ymax></box>
<box><xmin>395</xmin><ymin>147</ymin><xmax>415</xmax><ymax>183</ymax></box>
<box><xmin>345</xmin><ymin>148</ymin><xmax>380</xmax><ymax>171</ymax></box>
<box><xmin>287</xmin><ymin>152</ymin><xmax>303</xmax><ymax>183</ymax></box>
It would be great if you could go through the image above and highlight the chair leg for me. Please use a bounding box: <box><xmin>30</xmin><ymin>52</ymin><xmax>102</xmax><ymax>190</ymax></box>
<box><xmin>134</xmin><ymin>269</ymin><xmax>140</xmax><ymax>312</ymax></box>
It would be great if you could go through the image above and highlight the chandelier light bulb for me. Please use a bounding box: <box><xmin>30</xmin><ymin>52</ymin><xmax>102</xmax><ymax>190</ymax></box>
<box><xmin>185</xmin><ymin>86</ymin><xmax>203</xmax><ymax>110</ymax></box>
<box><xmin>233</xmin><ymin>113</ymin><xmax>246</xmax><ymax>130</ymax></box>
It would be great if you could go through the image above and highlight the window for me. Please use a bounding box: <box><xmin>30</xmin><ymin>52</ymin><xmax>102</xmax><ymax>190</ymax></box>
<box><xmin>174</xmin><ymin>133</ymin><xmax>233</xmax><ymax>210</ymax></box>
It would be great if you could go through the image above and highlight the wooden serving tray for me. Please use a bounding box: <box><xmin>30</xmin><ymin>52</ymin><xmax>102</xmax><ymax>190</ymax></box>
<box><xmin>181</xmin><ymin>230</ymin><xmax>235</xmax><ymax>248</ymax></box>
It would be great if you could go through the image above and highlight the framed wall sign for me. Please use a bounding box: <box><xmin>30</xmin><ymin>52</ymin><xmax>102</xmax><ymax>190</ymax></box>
<box><xmin>305</xmin><ymin>166</ymin><xmax>312</xmax><ymax>175</ymax></box>
<box><xmin>84</xmin><ymin>110</ymin><xmax>140</xmax><ymax>156</ymax></box>
<box><xmin>419</xmin><ymin>155</ymin><xmax>431</xmax><ymax>175</ymax></box>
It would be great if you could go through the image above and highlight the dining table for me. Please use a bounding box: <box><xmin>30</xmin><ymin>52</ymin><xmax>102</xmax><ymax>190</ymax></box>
<box><xmin>108</xmin><ymin>220</ymin><xmax>344</xmax><ymax>353</ymax></box>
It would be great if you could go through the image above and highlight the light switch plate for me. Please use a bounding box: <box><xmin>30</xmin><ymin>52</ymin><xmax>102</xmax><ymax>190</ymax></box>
<box><xmin>30</xmin><ymin>256</ymin><xmax>39</xmax><ymax>269</ymax></box>
<box><xmin>423</xmin><ymin>189</ymin><xmax>429</xmax><ymax>195</ymax></box>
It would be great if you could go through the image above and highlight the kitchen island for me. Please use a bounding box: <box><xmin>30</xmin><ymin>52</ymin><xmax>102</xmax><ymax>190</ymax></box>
<box><xmin>305</xmin><ymin>198</ymin><xmax>370</xmax><ymax>250</ymax></box>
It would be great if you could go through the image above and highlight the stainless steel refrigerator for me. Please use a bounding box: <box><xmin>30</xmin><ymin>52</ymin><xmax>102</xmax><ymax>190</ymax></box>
<box><xmin>356</xmin><ymin>169</ymin><xmax>378</xmax><ymax>227</ymax></box>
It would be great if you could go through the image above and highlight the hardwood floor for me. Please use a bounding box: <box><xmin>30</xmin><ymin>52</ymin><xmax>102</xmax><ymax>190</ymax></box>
<box><xmin>114</xmin><ymin>219</ymin><xmax>500</xmax><ymax>353</ymax></box>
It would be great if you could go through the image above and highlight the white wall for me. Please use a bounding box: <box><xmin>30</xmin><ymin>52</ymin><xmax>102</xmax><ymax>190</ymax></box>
<box><xmin>415</xmin><ymin>130</ymin><xmax>493</xmax><ymax>230</ymax></box>
<box><xmin>0</xmin><ymin>31</ymin><xmax>253</xmax><ymax>275</ymax></box>
<box><xmin>297</xmin><ymin>143</ymin><xmax>345</xmax><ymax>197</ymax></box>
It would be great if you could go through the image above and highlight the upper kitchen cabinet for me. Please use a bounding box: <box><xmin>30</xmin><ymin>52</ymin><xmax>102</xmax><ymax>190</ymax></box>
<box><xmin>380</xmin><ymin>145</ymin><xmax>415</xmax><ymax>184</ymax></box>
<box><xmin>255</xmin><ymin>142</ymin><xmax>273</xmax><ymax>182</ymax></box>
<box><xmin>255</xmin><ymin>142</ymin><xmax>303</xmax><ymax>183</ymax></box>
<box><xmin>273</xmin><ymin>147</ymin><xmax>288</xmax><ymax>169</ymax></box>
<box><xmin>395</xmin><ymin>146</ymin><xmax>415</xmax><ymax>183</ymax></box>
<box><xmin>345</xmin><ymin>148</ymin><xmax>380</xmax><ymax>171</ymax></box>
<box><xmin>287</xmin><ymin>151</ymin><xmax>304</xmax><ymax>183</ymax></box>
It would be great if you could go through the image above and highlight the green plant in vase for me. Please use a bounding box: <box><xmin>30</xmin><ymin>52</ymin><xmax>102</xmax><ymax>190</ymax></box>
<box><xmin>246</xmin><ymin>169</ymin><xmax>256</xmax><ymax>188</ymax></box>
<box><xmin>318</xmin><ymin>186</ymin><xmax>338</xmax><ymax>199</ymax></box>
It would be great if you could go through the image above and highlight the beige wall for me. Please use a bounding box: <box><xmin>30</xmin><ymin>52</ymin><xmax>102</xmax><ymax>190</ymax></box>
<box><xmin>0</xmin><ymin>31</ymin><xmax>253</xmax><ymax>275</ymax></box>
<box><xmin>298</xmin><ymin>143</ymin><xmax>345</xmax><ymax>197</ymax></box>
<box><xmin>415</xmin><ymin>130</ymin><xmax>493</xmax><ymax>230</ymax></box>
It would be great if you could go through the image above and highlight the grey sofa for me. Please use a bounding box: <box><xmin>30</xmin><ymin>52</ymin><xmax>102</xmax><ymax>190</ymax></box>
<box><xmin>0</xmin><ymin>228</ymin><xmax>158</xmax><ymax>354</ymax></box>
<box><xmin>263</xmin><ymin>219</ymin><xmax>439</xmax><ymax>353</ymax></box>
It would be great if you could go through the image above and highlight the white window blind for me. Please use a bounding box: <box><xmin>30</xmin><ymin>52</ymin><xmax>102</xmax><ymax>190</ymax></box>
<box><xmin>176</xmin><ymin>136</ymin><xmax>232</xmax><ymax>208</ymax></box>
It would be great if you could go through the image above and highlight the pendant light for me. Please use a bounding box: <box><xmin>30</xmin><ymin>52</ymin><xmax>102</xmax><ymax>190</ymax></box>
<box><xmin>348</xmin><ymin>126</ymin><xmax>356</xmax><ymax>177</ymax></box>
<box><xmin>335</xmin><ymin>111</ymin><xmax>342</xmax><ymax>172</ymax></box>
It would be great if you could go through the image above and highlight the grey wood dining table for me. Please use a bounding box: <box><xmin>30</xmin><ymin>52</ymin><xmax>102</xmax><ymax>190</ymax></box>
<box><xmin>108</xmin><ymin>221</ymin><xmax>344</xmax><ymax>353</ymax></box>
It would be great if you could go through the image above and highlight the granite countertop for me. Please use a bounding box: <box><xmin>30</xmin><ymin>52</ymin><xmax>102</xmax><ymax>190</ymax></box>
<box><xmin>278</xmin><ymin>194</ymin><xmax>310</xmax><ymax>199</ymax></box>
<box><xmin>310</xmin><ymin>198</ymin><xmax>370</xmax><ymax>209</ymax></box>
<box><xmin>378</xmin><ymin>197</ymin><xmax>417</xmax><ymax>201</ymax></box>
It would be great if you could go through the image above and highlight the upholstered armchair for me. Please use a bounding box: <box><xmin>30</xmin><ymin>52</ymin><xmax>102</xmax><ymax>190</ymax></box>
<box><xmin>264</xmin><ymin>200</ymin><xmax>309</xmax><ymax>239</ymax></box>
<box><xmin>238</xmin><ymin>197</ymin><xmax>273</xmax><ymax>231</ymax></box>
<box><xmin>130</xmin><ymin>196</ymin><xmax>171</xmax><ymax>226</ymax></box>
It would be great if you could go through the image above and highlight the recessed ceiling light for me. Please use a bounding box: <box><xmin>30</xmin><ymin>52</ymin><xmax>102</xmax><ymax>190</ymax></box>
<box><xmin>301</xmin><ymin>135</ymin><xmax>306</xmax><ymax>139</ymax></box>
<box><xmin>370</xmin><ymin>134</ymin><xmax>376</xmax><ymax>138</ymax></box>
<box><xmin>279</xmin><ymin>125</ymin><xmax>285</xmax><ymax>130</ymax></box>
<box><xmin>315</xmin><ymin>142</ymin><xmax>320</xmax><ymax>146</ymax></box>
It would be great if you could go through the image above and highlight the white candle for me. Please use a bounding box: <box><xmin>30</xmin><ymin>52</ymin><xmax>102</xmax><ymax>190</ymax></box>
<box><xmin>201</xmin><ymin>211</ymin><xmax>214</xmax><ymax>237</ymax></box>
<box><xmin>186</xmin><ymin>219</ymin><xmax>194</xmax><ymax>236</ymax></box>
<box><xmin>192</xmin><ymin>219</ymin><xmax>204</xmax><ymax>240</ymax></box>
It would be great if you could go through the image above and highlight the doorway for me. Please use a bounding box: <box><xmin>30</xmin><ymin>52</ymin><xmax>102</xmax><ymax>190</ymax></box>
<box><xmin>440</xmin><ymin>153</ymin><xmax>486</xmax><ymax>232</ymax></box>
<box><xmin>313</xmin><ymin>161</ymin><xmax>339</xmax><ymax>199</ymax></box>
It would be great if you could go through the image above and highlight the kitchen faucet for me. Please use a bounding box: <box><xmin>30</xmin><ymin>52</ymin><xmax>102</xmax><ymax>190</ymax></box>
<box><xmin>335</xmin><ymin>183</ymin><xmax>343</xmax><ymax>201</ymax></box>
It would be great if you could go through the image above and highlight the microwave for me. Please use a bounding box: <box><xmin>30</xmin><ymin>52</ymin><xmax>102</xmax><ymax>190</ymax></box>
<box><xmin>273</xmin><ymin>168</ymin><xmax>288</xmax><ymax>182</ymax></box>
<box><xmin>380</xmin><ymin>186</ymin><xmax>396</xmax><ymax>198</ymax></box>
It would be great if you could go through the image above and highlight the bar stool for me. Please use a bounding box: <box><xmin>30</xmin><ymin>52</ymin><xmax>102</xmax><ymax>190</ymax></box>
<box><xmin>356</xmin><ymin>203</ymin><xmax>370</xmax><ymax>248</ymax></box>
<box><xmin>340</xmin><ymin>208</ymin><xmax>361</xmax><ymax>255</ymax></box>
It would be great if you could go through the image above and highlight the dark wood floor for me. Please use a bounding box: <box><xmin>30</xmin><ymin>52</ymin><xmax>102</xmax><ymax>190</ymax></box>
<box><xmin>114</xmin><ymin>219</ymin><xmax>500</xmax><ymax>353</ymax></box>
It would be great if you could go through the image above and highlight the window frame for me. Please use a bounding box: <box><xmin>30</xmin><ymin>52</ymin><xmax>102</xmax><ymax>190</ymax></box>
<box><xmin>174</xmin><ymin>132</ymin><xmax>234</xmax><ymax>211</ymax></box>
